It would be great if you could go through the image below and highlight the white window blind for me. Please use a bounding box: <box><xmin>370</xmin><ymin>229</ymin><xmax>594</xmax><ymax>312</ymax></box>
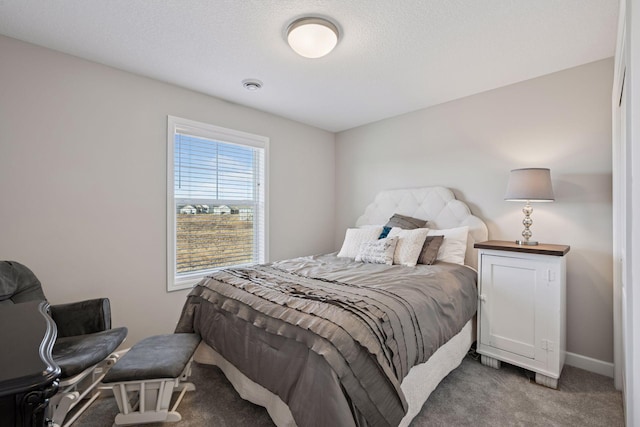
<box><xmin>167</xmin><ymin>116</ymin><xmax>268</xmax><ymax>291</ymax></box>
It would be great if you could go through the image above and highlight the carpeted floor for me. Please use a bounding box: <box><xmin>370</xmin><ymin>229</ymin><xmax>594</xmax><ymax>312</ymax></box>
<box><xmin>76</xmin><ymin>353</ymin><xmax>623</xmax><ymax>426</ymax></box>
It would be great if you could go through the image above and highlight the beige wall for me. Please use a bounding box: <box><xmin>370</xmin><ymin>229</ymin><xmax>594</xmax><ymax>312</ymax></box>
<box><xmin>0</xmin><ymin>36</ymin><xmax>336</xmax><ymax>345</ymax></box>
<box><xmin>0</xmin><ymin>34</ymin><xmax>615</xmax><ymax>366</ymax></box>
<box><xmin>336</xmin><ymin>59</ymin><xmax>614</xmax><ymax>364</ymax></box>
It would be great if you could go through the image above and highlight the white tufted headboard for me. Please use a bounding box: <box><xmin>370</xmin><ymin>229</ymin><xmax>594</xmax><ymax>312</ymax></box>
<box><xmin>355</xmin><ymin>186</ymin><xmax>488</xmax><ymax>269</ymax></box>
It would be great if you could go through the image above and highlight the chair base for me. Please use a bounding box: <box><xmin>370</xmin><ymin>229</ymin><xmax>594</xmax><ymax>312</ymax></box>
<box><xmin>48</xmin><ymin>352</ymin><xmax>122</xmax><ymax>427</ymax></box>
<box><xmin>102</xmin><ymin>361</ymin><xmax>196</xmax><ymax>425</ymax></box>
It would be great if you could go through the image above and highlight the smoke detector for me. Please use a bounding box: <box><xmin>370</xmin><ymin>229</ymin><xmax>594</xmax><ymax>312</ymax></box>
<box><xmin>242</xmin><ymin>79</ymin><xmax>263</xmax><ymax>91</ymax></box>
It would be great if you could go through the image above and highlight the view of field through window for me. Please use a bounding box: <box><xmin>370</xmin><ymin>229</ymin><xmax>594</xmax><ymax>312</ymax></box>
<box><xmin>172</xmin><ymin>127</ymin><xmax>264</xmax><ymax>278</ymax></box>
<box><xmin>176</xmin><ymin>207</ymin><xmax>254</xmax><ymax>274</ymax></box>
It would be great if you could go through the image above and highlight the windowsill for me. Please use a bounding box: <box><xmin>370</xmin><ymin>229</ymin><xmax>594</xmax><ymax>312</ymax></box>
<box><xmin>168</xmin><ymin>262</ymin><xmax>261</xmax><ymax>292</ymax></box>
<box><xmin>168</xmin><ymin>276</ymin><xmax>202</xmax><ymax>292</ymax></box>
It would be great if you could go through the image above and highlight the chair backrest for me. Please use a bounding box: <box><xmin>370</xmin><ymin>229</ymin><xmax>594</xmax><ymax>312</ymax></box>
<box><xmin>0</xmin><ymin>261</ymin><xmax>47</xmax><ymax>305</ymax></box>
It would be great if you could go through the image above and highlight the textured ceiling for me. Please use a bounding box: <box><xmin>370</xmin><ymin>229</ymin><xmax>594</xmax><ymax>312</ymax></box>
<box><xmin>0</xmin><ymin>0</ymin><xmax>619</xmax><ymax>132</ymax></box>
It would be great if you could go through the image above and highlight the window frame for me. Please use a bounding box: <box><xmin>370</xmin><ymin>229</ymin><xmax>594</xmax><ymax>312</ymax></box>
<box><xmin>166</xmin><ymin>116</ymin><xmax>269</xmax><ymax>292</ymax></box>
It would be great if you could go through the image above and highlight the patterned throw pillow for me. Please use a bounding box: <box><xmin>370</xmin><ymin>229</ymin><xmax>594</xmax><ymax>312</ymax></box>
<box><xmin>355</xmin><ymin>237</ymin><xmax>399</xmax><ymax>265</ymax></box>
<box><xmin>385</xmin><ymin>213</ymin><xmax>427</xmax><ymax>230</ymax></box>
<box><xmin>337</xmin><ymin>227</ymin><xmax>384</xmax><ymax>258</ymax></box>
<box><xmin>418</xmin><ymin>235</ymin><xmax>445</xmax><ymax>265</ymax></box>
<box><xmin>387</xmin><ymin>228</ymin><xmax>430</xmax><ymax>266</ymax></box>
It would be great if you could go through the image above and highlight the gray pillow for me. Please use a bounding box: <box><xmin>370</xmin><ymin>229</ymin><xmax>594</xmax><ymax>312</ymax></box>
<box><xmin>418</xmin><ymin>235</ymin><xmax>444</xmax><ymax>265</ymax></box>
<box><xmin>385</xmin><ymin>213</ymin><xmax>427</xmax><ymax>230</ymax></box>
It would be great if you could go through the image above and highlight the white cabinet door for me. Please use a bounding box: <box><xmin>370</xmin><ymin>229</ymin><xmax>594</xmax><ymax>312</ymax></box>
<box><xmin>479</xmin><ymin>254</ymin><xmax>550</xmax><ymax>360</ymax></box>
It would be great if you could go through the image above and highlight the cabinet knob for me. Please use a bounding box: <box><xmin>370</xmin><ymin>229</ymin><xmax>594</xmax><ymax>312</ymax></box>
<box><xmin>479</xmin><ymin>294</ymin><xmax>487</xmax><ymax>302</ymax></box>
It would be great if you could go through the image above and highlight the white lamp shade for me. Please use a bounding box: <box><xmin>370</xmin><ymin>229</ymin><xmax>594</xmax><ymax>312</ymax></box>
<box><xmin>504</xmin><ymin>168</ymin><xmax>555</xmax><ymax>202</ymax></box>
<box><xmin>287</xmin><ymin>18</ymin><xmax>339</xmax><ymax>59</ymax></box>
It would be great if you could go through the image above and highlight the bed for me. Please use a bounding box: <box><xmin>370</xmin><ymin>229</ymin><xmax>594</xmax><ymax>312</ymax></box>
<box><xmin>175</xmin><ymin>186</ymin><xmax>488</xmax><ymax>426</ymax></box>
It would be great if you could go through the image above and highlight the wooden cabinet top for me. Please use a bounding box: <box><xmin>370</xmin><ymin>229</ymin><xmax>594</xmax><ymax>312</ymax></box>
<box><xmin>474</xmin><ymin>240</ymin><xmax>570</xmax><ymax>257</ymax></box>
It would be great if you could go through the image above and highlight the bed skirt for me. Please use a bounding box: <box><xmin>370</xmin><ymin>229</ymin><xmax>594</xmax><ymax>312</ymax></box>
<box><xmin>193</xmin><ymin>318</ymin><xmax>475</xmax><ymax>427</ymax></box>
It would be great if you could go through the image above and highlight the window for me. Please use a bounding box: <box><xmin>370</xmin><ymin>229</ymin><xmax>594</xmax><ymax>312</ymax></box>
<box><xmin>167</xmin><ymin>116</ymin><xmax>268</xmax><ymax>291</ymax></box>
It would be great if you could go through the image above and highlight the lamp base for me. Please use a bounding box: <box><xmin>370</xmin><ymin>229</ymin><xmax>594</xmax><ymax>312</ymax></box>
<box><xmin>515</xmin><ymin>240</ymin><xmax>539</xmax><ymax>246</ymax></box>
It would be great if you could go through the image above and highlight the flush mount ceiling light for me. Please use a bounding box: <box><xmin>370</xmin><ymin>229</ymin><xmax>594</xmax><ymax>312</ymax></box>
<box><xmin>286</xmin><ymin>17</ymin><xmax>339</xmax><ymax>59</ymax></box>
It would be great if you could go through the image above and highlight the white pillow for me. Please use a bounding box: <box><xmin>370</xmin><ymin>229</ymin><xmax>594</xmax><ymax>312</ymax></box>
<box><xmin>387</xmin><ymin>227</ymin><xmax>430</xmax><ymax>267</ymax></box>
<box><xmin>337</xmin><ymin>227</ymin><xmax>384</xmax><ymax>258</ymax></box>
<box><xmin>355</xmin><ymin>236</ymin><xmax>399</xmax><ymax>265</ymax></box>
<box><xmin>427</xmin><ymin>226</ymin><xmax>469</xmax><ymax>265</ymax></box>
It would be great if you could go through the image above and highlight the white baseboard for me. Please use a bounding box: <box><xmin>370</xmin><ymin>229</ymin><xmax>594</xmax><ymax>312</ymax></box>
<box><xmin>565</xmin><ymin>351</ymin><xmax>614</xmax><ymax>378</ymax></box>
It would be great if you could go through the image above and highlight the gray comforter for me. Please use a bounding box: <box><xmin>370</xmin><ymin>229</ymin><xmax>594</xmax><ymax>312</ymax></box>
<box><xmin>175</xmin><ymin>254</ymin><xmax>477</xmax><ymax>427</ymax></box>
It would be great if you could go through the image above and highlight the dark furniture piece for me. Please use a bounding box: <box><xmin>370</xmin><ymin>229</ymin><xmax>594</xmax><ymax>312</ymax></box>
<box><xmin>0</xmin><ymin>261</ymin><xmax>127</xmax><ymax>427</ymax></box>
<box><xmin>0</xmin><ymin>300</ymin><xmax>60</xmax><ymax>427</ymax></box>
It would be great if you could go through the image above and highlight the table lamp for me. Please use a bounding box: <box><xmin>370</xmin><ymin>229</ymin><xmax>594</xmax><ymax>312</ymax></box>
<box><xmin>504</xmin><ymin>168</ymin><xmax>555</xmax><ymax>245</ymax></box>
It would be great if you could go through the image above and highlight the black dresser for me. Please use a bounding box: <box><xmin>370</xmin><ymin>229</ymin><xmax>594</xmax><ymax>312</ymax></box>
<box><xmin>0</xmin><ymin>301</ymin><xmax>60</xmax><ymax>427</ymax></box>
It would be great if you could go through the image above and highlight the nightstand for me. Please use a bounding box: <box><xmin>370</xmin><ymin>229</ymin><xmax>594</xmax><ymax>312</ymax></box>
<box><xmin>474</xmin><ymin>240</ymin><xmax>570</xmax><ymax>389</ymax></box>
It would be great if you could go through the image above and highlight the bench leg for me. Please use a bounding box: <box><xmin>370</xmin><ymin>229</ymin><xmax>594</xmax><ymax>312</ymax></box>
<box><xmin>103</xmin><ymin>348</ymin><xmax>199</xmax><ymax>425</ymax></box>
<box><xmin>109</xmin><ymin>375</ymin><xmax>197</xmax><ymax>424</ymax></box>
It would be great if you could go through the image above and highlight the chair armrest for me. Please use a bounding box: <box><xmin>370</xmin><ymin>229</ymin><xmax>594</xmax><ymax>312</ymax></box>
<box><xmin>50</xmin><ymin>298</ymin><xmax>112</xmax><ymax>338</ymax></box>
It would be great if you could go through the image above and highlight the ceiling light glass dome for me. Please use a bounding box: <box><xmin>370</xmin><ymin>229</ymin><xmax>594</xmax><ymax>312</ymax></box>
<box><xmin>286</xmin><ymin>17</ymin><xmax>339</xmax><ymax>59</ymax></box>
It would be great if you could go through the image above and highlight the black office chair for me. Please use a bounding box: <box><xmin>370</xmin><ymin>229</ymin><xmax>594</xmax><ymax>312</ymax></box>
<box><xmin>0</xmin><ymin>261</ymin><xmax>127</xmax><ymax>427</ymax></box>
